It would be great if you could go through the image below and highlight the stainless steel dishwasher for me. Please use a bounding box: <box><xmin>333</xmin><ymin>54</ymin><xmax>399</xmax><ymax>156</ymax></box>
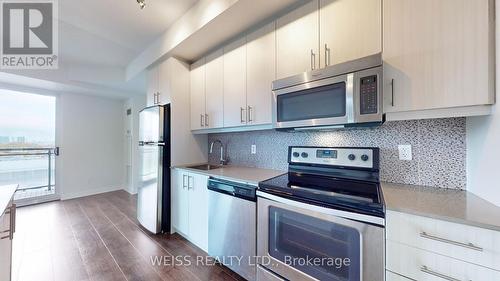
<box><xmin>208</xmin><ymin>177</ymin><xmax>257</xmax><ymax>281</ymax></box>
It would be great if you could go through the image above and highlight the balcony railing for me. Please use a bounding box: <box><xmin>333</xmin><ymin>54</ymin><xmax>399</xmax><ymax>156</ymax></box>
<box><xmin>0</xmin><ymin>147</ymin><xmax>57</xmax><ymax>191</ymax></box>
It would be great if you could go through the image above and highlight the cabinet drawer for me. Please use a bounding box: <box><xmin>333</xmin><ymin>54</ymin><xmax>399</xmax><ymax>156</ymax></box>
<box><xmin>387</xmin><ymin>241</ymin><xmax>500</xmax><ymax>281</ymax></box>
<box><xmin>387</xmin><ymin>210</ymin><xmax>500</xmax><ymax>271</ymax></box>
<box><xmin>386</xmin><ymin>270</ymin><xmax>413</xmax><ymax>281</ymax></box>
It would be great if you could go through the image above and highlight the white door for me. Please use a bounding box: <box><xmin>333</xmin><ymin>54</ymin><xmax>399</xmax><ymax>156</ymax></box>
<box><xmin>246</xmin><ymin>22</ymin><xmax>275</xmax><ymax>125</ymax></box>
<box><xmin>319</xmin><ymin>0</ymin><xmax>381</xmax><ymax>68</ymax></box>
<box><xmin>383</xmin><ymin>0</ymin><xmax>493</xmax><ymax>113</ymax></box>
<box><xmin>190</xmin><ymin>58</ymin><xmax>206</xmax><ymax>130</ymax></box>
<box><xmin>157</xmin><ymin>60</ymin><xmax>171</xmax><ymax>105</ymax></box>
<box><xmin>172</xmin><ymin>170</ymin><xmax>189</xmax><ymax>235</ymax></box>
<box><xmin>147</xmin><ymin>67</ymin><xmax>159</xmax><ymax>106</ymax></box>
<box><xmin>205</xmin><ymin>49</ymin><xmax>224</xmax><ymax>128</ymax></box>
<box><xmin>187</xmin><ymin>173</ymin><xmax>209</xmax><ymax>252</ymax></box>
<box><xmin>223</xmin><ymin>37</ymin><xmax>247</xmax><ymax>127</ymax></box>
<box><xmin>276</xmin><ymin>0</ymin><xmax>319</xmax><ymax>79</ymax></box>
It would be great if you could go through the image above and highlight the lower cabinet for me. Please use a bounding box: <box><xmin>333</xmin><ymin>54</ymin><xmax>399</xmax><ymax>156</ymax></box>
<box><xmin>0</xmin><ymin>200</ymin><xmax>15</xmax><ymax>281</ymax></box>
<box><xmin>386</xmin><ymin>210</ymin><xmax>500</xmax><ymax>280</ymax></box>
<box><xmin>172</xmin><ymin>169</ymin><xmax>209</xmax><ymax>252</ymax></box>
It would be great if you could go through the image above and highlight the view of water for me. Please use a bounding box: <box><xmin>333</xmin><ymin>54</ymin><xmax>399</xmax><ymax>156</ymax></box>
<box><xmin>0</xmin><ymin>156</ymin><xmax>55</xmax><ymax>190</ymax></box>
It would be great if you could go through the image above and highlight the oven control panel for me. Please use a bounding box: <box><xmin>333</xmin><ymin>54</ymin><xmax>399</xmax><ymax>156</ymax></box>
<box><xmin>289</xmin><ymin>147</ymin><xmax>378</xmax><ymax>169</ymax></box>
<box><xmin>359</xmin><ymin>75</ymin><xmax>378</xmax><ymax>115</ymax></box>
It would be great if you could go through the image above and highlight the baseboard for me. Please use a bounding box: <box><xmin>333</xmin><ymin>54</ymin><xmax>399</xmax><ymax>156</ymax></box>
<box><xmin>61</xmin><ymin>186</ymin><xmax>122</xmax><ymax>200</ymax></box>
<box><xmin>123</xmin><ymin>188</ymin><xmax>138</xmax><ymax>195</ymax></box>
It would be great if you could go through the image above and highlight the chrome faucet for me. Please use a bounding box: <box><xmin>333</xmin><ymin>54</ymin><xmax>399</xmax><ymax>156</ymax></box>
<box><xmin>209</xmin><ymin>139</ymin><xmax>227</xmax><ymax>165</ymax></box>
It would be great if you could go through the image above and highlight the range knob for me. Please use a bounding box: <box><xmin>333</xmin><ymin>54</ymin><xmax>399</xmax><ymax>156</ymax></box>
<box><xmin>361</xmin><ymin>154</ymin><xmax>369</xmax><ymax>161</ymax></box>
<box><xmin>292</xmin><ymin>152</ymin><xmax>300</xmax><ymax>158</ymax></box>
<box><xmin>301</xmin><ymin>152</ymin><xmax>309</xmax><ymax>158</ymax></box>
<box><xmin>348</xmin><ymin>154</ymin><xmax>356</xmax><ymax>161</ymax></box>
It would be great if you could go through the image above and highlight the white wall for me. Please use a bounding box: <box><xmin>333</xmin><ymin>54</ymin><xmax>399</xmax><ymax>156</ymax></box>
<box><xmin>123</xmin><ymin>95</ymin><xmax>146</xmax><ymax>194</ymax></box>
<box><xmin>466</xmin><ymin>0</ymin><xmax>500</xmax><ymax>207</ymax></box>
<box><xmin>56</xmin><ymin>93</ymin><xmax>126</xmax><ymax>200</ymax></box>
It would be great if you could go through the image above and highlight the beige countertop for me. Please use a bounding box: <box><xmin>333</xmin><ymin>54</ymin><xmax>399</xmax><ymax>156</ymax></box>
<box><xmin>0</xmin><ymin>185</ymin><xmax>17</xmax><ymax>216</ymax></box>
<box><xmin>382</xmin><ymin>182</ymin><xmax>500</xmax><ymax>231</ymax></box>
<box><xmin>173</xmin><ymin>164</ymin><xmax>284</xmax><ymax>186</ymax></box>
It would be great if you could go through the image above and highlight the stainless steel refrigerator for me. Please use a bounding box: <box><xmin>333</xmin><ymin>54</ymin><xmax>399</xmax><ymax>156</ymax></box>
<box><xmin>137</xmin><ymin>104</ymin><xmax>170</xmax><ymax>234</ymax></box>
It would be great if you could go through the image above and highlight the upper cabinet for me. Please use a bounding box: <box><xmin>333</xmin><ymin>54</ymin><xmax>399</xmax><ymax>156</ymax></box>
<box><xmin>223</xmin><ymin>37</ymin><xmax>247</xmax><ymax>127</ymax></box>
<box><xmin>276</xmin><ymin>1</ymin><xmax>319</xmax><ymax>79</ymax></box>
<box><xmin>146</xmin><ymin>67</ymin><xmax>159</xmax><ymax>107</ymax></box>
<box><xmin>383</xmin><ymin>0</ymin><xmax>495</xmax><ymax>115</ymax></box>
<box><xmin>246</xmin><ymin>22</ymin><xmax>276</xmax><ymax>126</ymax></box>
<box><xmin>146</xmin><ymin>62</ymin><xmax>172</xmax><ymax>106</ymax></box>
<box><xmin>205</xmin><ymin>49</ymin><xmax>224</xmax><ymax>129</ymax></box>
<box><xmin>190</xmin><ymin>58</ymin><xmax>206</xmax><ymax>130</ymax></box>
<box><xmin>319</xmin><ymin>0</ymin><xmax>381</xmax><ymax>68</ymax></box>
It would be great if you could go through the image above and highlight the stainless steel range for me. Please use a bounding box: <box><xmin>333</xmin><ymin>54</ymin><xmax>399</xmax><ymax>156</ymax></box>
<box><xmin>256</xmin><ymin>146</ymin><xmax>385</xmax><ymax>281</ymax></box>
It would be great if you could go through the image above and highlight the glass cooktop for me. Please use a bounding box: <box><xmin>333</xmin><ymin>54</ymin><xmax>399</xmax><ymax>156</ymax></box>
<box><xmin>258</xmin><ymin>172</ymin><xmax>385</xmax><ymax>218</ymax></box>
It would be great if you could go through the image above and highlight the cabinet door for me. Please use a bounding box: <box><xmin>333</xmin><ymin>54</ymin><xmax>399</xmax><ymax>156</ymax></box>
<box><xmin>157</xmin><ymin>60</ymin><xmax>171</xmax><ymax>105</ymax></box>
<box><xmin>276</xmin><ymin>0</ymin><xmax>319</xmax><ymax>79</ymax></box>
<box><xmin>205</xmin><ymin>49</ymin><xmax>224</xmax><ymax>128</ymax></box>
<box><xmin>383</xmin><ymin>0</ymin><xmax>494</xmax><ymax>113</ymax></box>
<box><xmin>223</xmin><ymin>37</ymin><xmax>247</xmax><ymax>127</ymax></box>
<box><xmin>172</xmin><ymin>170</ymin><xmax>189</xmax><ymax>236</ymax></box>
<box><xmin>187</xmin><ymin>173</ymin><xmax>209</xmax><ymax>252</ymax></box>
<box><xmin>0</xmin><ymin>203</ymin><xmax>12</xmax><ymax>281</ymax></box>
<box><xmin>190</xmin><ymin>58</ymin><xmax>206</xmax><ymax>130</ymax></box>
<box><xmin>319</xmin><ymin>0</ymin><xmax>381</xmax><ymax>68</ymax></box>
<box><xmin>246</xmin><ymin>22</ymin><xmax>275</xmax><ymax>126</ymax></box>
<box><xmin>147</xmin><ymin>67</ymin><xmax>159</xmax><ymax>107</ymax></box>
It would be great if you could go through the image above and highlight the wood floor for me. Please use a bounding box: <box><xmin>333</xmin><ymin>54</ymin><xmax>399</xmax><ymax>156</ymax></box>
<box><xmin>12</xmin><ymin>190</ymin><xmax>245</xmax><ymax>281</ymax></box>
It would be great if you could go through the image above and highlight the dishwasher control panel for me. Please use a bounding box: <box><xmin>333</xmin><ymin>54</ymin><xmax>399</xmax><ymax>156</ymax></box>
<box><xmin>208</xmin><ymin>178</ymin><xmax>257</xmax><ymax>201</ymax></box>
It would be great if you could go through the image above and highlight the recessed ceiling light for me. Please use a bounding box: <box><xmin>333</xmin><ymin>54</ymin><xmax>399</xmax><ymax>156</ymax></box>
<box><xmin>137</xmin><ymin>0</ymin><xmax>146</xmax><ymax>9</ymax></box>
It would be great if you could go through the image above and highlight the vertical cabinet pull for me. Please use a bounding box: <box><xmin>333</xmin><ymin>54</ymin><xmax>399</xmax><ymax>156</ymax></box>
<box><xmin>247</xmin><ymin>106</ymin><xmax>253</xmax><ymax>122</ymax></box>
<box><xmin>182</xmin><ymin>175</ymin><xmax>188</xmax><ymax>189</ymax></box>
<box><xmin>240</xmin><ymin>107</ymin><xmax>246</xmax><ymax>123</ymax></box>
<box><xmin>200</xmin><ymin>114</ymin><xmax>204</xmax><ymax>127</ymax></box>
<box><xmin>156</xmin><ymin>92</ymin><xmax>160</xmax><ymax>104</ymax></box>
<box><xmin>205</xmin><ymin>114</ymin><xmax>209</xmax><ymax>127</ymax></box>
<box><xmin>391</xmin><ymin>79</ymin><xmax>395</xmax><ymax>106</ymax></box>
<box><xmin>310</xmin><ymin>50</ymin><xmax>316</xmax><ymax>70</ymax></box>
<box><xmin>188</xmin><ymin>176</ymin><xmax>194</xmax><ymax>190</ymax></box>
<box><xmin>324</xmin><ymin>44</ymin><xmax>331</xmax><ymax>66</ymax></box>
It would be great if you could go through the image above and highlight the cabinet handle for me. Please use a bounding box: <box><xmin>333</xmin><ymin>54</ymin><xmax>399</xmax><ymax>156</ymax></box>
<box><xmin>156</xmin><ymin>92</ymin><xmax>160</xmax><ymax>104</ymax></box>
<box><xmin>182</xmin><ymin>175</ymin><xmax>188</xmax><ymax>189</ymax></box>
<box><xmin>420</xmin><ymin>266</ymin><xmax>465</xmax><ymax>281</ymax></box>
<box><xmin>420</xmin><ymin>232</ymin><xmax>483</xmax><ymax>252</ymax></box>
<box><xmin>247</xmin><ymin>106</ymin><xmax>253</xmax><ymax>122</ymax></box>
<box><xmin>200</xmin><ymin>114</ymin><xmax>204</xmax><ymax>127</ymax></box>
<box><xmin>324</xmin><ymin>44</ymin><xmax>331</xmax><ymax>66</ymax></box>
<box><xmin>310</xmin><ymin>50</ymin><xmax>316</xmax><ymax>70</ymax></box>
<box><xmin>391</xmin><ymin>79</ymin><xmax>395</xmax><ymax>106</ymax></box>
<box><xmin>1</xmin><ymin>204</ymin><xmax>15</xmax><ymax>240</ymax></box>
<box><xmin>205</xmin><ymin>114</ymin><xmax>209</xmax><ymax>127</ymax></box>
<box><xmin>188</xmin><ymin>176</ymin><xmax>194</xmax><ymax>190</ymax></box>
<box><xmin>11</xmin><ymin>204</ymin><xmax>15</xmax><ymax>235</ymax></box>
<box><xmin>240</xmin><ymin>107</ymin><xmax>246</xmax><ymax>123</ymax></box>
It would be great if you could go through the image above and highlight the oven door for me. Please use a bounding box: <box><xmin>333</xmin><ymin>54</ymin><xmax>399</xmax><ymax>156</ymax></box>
<box><xmin>272</xmin><ymin>74</ymin><xmax>354</xmax><ymax>129</ymax></box>
<box><xmin>257</xmin><ymin>192</ymin><xmax>385</xmax><ymax>281</ymax></box>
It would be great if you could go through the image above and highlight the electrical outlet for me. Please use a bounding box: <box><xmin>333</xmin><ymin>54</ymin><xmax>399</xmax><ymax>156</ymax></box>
<box><xmin>251</xmin><ymin>145</ymin><xmax>257</xmax><ymax>154</ymax></box>
<box><xmin>398</xmin><ymin>145</ymin><xmax>412</xmax><ymax>161</ymax></box>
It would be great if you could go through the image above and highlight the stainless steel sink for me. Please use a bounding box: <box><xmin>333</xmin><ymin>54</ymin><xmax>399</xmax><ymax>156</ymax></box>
<box><xmin>186</xmin><ymin>164</ymin><xmax>221</xmax><ymax>171</ymax></box>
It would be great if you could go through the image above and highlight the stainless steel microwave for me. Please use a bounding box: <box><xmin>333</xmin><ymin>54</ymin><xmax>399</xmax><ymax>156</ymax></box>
<box><xmin>272</xmin><ymin>53</ymin><xmax>384</xmax><ymax>130</ymax></box>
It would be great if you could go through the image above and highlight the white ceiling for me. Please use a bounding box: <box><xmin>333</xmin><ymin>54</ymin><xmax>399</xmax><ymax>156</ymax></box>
<box><xmin>58</xmin><ymin>0</ymin><xmax>199</xmax><ymax>67</ymax></box>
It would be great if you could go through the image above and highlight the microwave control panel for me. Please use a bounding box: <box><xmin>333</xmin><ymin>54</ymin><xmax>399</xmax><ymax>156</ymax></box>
<box><xmin>359</xmin><ymin>75</ymin><xmax>378</xmax><ymax>115</ymax></box>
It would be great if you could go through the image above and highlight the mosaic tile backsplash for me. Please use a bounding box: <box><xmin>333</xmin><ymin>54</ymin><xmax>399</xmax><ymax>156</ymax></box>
<box><xmin>208</xmin><ymin>118</ymin><xmax>466</xmax><ymax>189</ymax></box>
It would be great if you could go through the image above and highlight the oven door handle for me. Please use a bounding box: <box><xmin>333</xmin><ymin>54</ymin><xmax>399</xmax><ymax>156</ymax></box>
<box><xmin>256</xmin><ymin>191</ymin><xmax>385</xmax><ymax>226</ymax></box>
